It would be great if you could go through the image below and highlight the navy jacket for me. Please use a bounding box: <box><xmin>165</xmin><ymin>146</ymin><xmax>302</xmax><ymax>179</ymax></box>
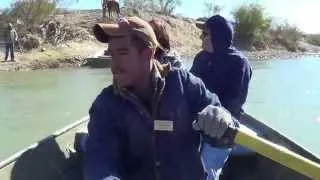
<box><xmin>84</xmin><ymin>65</ymin><xmax>222</xmax><ymax>180</ymax></box>
<box><xmin>190</xmin><ymin>15</ymin><xmax>252</xmax><ymax>118</ymax></box>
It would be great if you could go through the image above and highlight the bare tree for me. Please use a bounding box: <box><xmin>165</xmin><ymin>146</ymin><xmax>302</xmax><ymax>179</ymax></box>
<box><xmin>9</xmin><ymin>0</ymin><xmax>56</xmax><ymax>29</ymax></box>
<box><xmin>203</xmin><ymin>0</ymin><xmax>222</xmax><ymax>17</ymax></box>
<box><xmin>158</xmin><ymin>0</ymin><xmax>181</xmax><ymax>15</ymax></box>
<box><xmin>123</xmin><ymin>0</ymin><xmax>181</xmax><ymax>15</ymax></box>
<box><xmin>123</xmin><ymin>0</ymin><xmax>152</xmax><ymax>10</ymax></box>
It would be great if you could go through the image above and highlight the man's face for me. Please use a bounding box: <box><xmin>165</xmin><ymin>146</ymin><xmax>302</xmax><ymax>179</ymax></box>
<box><xmin>200</xmin><ymin>27</ymin><xmax>214</xmax><ymax>53</ymax></box>
<box><xmin>108</xmin><ymin>36</ymin><xmax>150</xmax><ymax>88</ymax></box>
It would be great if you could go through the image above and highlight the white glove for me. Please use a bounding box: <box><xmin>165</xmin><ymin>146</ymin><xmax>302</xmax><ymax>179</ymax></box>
<box><xmin>102</xmin><ymin>175</ymin><xmax>120</xmax><ymax>180</ymax></box>
<box><xmin>193</xmin><ymin>105</ymin><xmax>233</xmax><ymax>139</ymax></box>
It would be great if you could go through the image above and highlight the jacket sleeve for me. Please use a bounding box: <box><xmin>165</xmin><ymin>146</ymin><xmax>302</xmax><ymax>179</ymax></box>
<box><xmin>180</xmin><ymin>70</ymin><xmax>221</xmax><ymax>115</ymax></box>
<box><xmin>84</xmin><ymin>94</ymin><xmax>121</xmax><ymax>180</ymax></box>
<box><xmin>223</xmin><ymin>57</ymin><xmax>252</xmax><ymax>115</ymax></box>
<box><xmin>181</xmin><ymin>70</ymin><xmax>239</xmax><ymax>147</ymax></box>
<box><xmin>190</xmin><ymin>51</ymin><xmax>211</xmax><ymax>77</ymax></box>
<box><xmin>189</xmin><ymin>52</ymin><xmax>202</xmax><ymax>77</ymax></box>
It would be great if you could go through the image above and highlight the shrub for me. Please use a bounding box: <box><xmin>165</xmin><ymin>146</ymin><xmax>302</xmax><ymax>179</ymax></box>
<box><xmin>233</xmin><ymin>3</ymin><xmax>271</xmax><ymax>50</ymax></box>
<box><xmin>270</xmin><ymin>23</ymin><xmax>302</xmax><ymax>52</ymax></box>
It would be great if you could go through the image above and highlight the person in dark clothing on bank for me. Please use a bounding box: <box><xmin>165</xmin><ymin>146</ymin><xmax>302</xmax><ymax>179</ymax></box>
<box><xmin>3</xmin><ymin>23</ymin><xmax>18</xmax><ymax>62</ymax></box>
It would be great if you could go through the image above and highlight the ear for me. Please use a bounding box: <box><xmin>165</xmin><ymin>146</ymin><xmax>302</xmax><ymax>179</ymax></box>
<box><xmin>140</xmin><ymin>47</ymin><xmax>154</xmax><ymax>62</ymax></box>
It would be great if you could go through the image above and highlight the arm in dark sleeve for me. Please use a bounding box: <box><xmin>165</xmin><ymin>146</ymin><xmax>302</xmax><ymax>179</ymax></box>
<box><xmin>84</xmin><ymin>96</ymin><xmax>121</xmax><ymax>180</ymax></box>
<box><xmin>223</xmin><ymin>57</ymin><xmax>252</xmax><ymax>115</ymax></box>
<box><xmin>190</xmin><ymin>51</ymin><xmax>209</xmax><ymax>77</ymax></box>
<box><xmin>180</xmin><ymin>70</ymin><xmax>221</xmax><ymax>115</ymax></box>
<box><xmin>181</xmin><ymin>70</ymin><xmax>240</xmax><ymax>147</ymax></box>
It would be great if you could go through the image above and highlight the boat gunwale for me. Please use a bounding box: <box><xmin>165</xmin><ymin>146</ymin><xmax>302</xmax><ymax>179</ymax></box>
<box><xmin>0</xmin><ymin>115</ymin><xmax>89</xmax><ymax>169</ymax></box>
<box><xmin>1</xmin><ymin>113</ymin><xmax>319</xmax><ymax>171</ymax></box>
<box><xmin>243</xmin><ymin>113</ymin><xmax>320</xmax><ymax>163</ymax></box>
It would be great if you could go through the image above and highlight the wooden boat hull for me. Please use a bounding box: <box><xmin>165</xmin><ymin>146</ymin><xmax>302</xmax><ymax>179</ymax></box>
<box><xmin>0</xmin><ymin>114</ymin><xmax>319</xmax><ymax>180</ymax></box>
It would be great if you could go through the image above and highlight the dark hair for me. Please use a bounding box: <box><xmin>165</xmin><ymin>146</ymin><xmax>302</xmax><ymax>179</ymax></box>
<box><xmin>148</xmin><ymin>19</ymin><xmax>170</xmax><ymax>60</ymax></box>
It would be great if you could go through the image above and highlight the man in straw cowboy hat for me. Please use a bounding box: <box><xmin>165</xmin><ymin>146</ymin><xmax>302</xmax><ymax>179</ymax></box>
<box><xmin>84</xmin><ymin>16</ymin><xmax>237</xmax><ymax>180</ymax></box>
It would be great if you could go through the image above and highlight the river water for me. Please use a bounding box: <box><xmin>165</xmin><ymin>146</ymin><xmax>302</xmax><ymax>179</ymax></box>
<box><xmin>0</xmin><ymin>56</ymin><xmax>320</xmax><ymax>160</ymax></box>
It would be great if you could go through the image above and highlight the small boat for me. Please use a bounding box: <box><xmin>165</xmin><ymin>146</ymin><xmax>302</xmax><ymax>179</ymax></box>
<box><xmin>82</xmin><ymin>56</ymin><xmax>111</xmax><ymax>68</ymax></box>
<box><xmin>0</xmin><ymin>114</ymin><xmax>319</xmax><ymax>180</ymax></box>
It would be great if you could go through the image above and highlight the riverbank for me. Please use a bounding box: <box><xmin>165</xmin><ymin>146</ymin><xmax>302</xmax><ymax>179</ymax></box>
<box><xmin>1</xmin><ymin>42</ymin><xmax>319</xmax><ymax>71</ymax></box>
<box><xmin>1</xmin><ymin>9</ymin><xmax>319</xmax><ymax>71</ymax></box>
<box><xmin>244</xmin><ymin>50</ymin><xmax>320</xmax><ymax>61</ymax></box>
<box><xmin>0</xmin><ymin>41</ymin><xmax>105</xmax><ymax>71</ymax></box>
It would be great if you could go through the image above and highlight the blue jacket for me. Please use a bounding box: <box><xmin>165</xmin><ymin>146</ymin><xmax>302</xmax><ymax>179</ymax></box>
<box><xmin>84</xmin><ymin>64</ymin><xmax>222</xmax><ymax>180</ymax></box>
<box><xmin>190</xmin><ymin>15</ymin><xmax>252</xmax><ymax>118</ymax></box>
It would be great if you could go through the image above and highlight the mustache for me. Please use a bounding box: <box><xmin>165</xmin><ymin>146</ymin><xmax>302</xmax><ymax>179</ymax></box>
<box><xmin>111</xmin><ymin>66</ymin><xmax>126</xmax><ymax>74</ymax></box>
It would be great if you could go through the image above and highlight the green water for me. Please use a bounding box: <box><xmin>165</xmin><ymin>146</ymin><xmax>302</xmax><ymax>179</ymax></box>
<box><xmin>0</xmin><ymin>68</ymin><xmax>113</xmax><ymax>160</ymax></box>
<box><xmin>0</xmin><ymin>56</ymin><xmax>320</xmax><ymax>161</ymax></box>
<box><xmin>245</xmin><ymin>56</ymin><xmax>320</xmax><ymax>157</ymax></box>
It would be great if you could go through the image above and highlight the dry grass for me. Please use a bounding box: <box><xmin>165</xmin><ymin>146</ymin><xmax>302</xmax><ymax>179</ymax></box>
<box><xmin>55</xmin><ymin>9</ymin><xmax>202</xmax><ymax>56</ymax></box>
<box><xmin>1</xmin><ymin>9</ymin><xmax>202</xmax><ymax>71</ymax></box>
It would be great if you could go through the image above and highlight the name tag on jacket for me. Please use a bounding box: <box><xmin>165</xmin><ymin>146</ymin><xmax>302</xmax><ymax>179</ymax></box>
<box><xmin>154</xmin><ymin>120</ymin><xmax>173</xmax><ymax>131</ymax></box>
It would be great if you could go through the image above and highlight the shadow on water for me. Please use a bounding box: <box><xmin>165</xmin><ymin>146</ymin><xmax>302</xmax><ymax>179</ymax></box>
<box><xmin>10</xmin><ymin>137</ymin><xmax>83</xmax><ymax>180</ymax></box>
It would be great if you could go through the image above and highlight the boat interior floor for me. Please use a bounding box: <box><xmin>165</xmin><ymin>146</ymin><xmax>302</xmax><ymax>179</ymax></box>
<box><xmin>6</xmin><ymin>151</ymin><xmax>311</xmax><ymax>180</ymax></box>
<box><xmin>62</xmin><ymin>152</ymin><xmax>311</xmax><ymax>180</ymax></box>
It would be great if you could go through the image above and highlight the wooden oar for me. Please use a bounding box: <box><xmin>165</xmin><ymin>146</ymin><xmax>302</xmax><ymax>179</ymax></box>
<box><xmin>227</xmin><ymin>126</ymin><xmax>320</xmax><ymax>179</ymax></box>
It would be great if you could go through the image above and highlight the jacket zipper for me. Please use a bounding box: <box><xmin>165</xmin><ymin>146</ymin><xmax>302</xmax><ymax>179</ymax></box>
<box><xmin>119</xmin><ymin>77</ymin><xmax>165</xmax><ymax>180</ymax></box>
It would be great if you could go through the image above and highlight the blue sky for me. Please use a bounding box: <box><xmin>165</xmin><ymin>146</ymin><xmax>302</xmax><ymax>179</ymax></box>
<box><xmin>1</xmin><ymin>0</ymin><xmax>319</xmax><ymax>33</ymax></box>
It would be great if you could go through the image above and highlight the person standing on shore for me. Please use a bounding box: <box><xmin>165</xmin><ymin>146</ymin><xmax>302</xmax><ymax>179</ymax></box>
<box><xmin>190</xmin><ymin>15</ymin><xmax>252</xmax><ymax>180</ymax></box>
<box><xmin>3</xmin><ymin>23</ymin><xmax>18</xmax><ymax>62</ymax></box>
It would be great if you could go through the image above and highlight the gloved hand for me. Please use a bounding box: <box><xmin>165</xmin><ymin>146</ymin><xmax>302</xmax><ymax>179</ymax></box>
<box><xmin>193</xmin><ymin>105</ymin><xmax>234</xmax><ymax>139</ymax></box>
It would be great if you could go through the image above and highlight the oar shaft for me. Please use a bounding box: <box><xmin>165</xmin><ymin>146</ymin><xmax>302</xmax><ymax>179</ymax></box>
<box><xmin>234</xmin><ymin>127</ymin><xmax>320</xmax><ymax>179</ymax></box>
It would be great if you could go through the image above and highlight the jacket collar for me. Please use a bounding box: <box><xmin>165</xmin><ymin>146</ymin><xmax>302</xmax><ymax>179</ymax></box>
<box><xmin>113</xmin><ymin>60</ymin><xmax>170</xmax><ymax>95</ymax></box>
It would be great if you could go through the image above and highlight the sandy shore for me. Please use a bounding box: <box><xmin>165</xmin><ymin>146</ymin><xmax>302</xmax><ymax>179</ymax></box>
<box><xmin>1</xmin><ymin>43</ymin><xmax>319</xmax><ymax>71</ymax></box>
<box><xmin>0</xmin><ymin>41</ymin><xmax>106</xmax><ymax>71</ymax></box>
